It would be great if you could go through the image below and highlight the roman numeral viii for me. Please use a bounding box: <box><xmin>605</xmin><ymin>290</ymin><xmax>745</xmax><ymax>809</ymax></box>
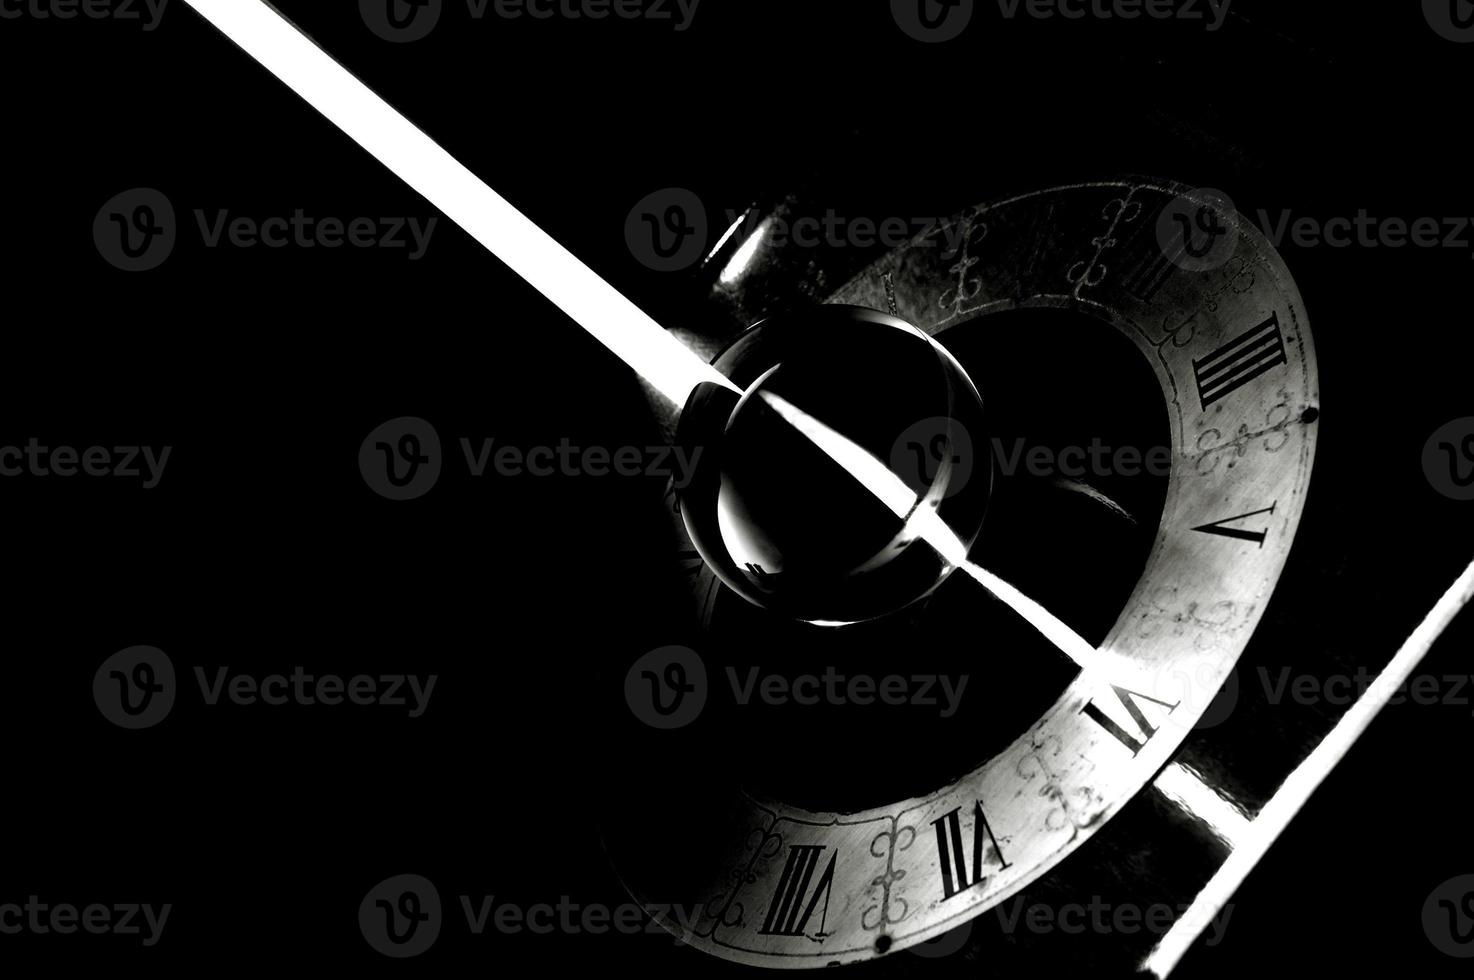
<box><xmin>1193</xmin><ymin>312</ymin><xmax>1288</xmax><ymax>410</ymax></box>
<box><xmin>758</xmin><ymin>844</ymin><xmax>837</xmax><ymax>938</ymax></box>
<box><xmin>932</xmin><ymin>801</ymin><xmax>1012</xmax><ymax>900</ymax></box>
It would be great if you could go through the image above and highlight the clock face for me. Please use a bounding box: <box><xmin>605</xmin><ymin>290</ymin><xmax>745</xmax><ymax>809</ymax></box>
<box><xmin>609</xmin><ymin>180</ymin><xmax>1320</xmax><ymax>967</ymax></box>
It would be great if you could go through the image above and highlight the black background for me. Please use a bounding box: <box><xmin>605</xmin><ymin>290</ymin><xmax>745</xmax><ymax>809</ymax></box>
<box><xmin>2</xmin><ymin>0</ymin><xmax>1473</xmax><ymax>976</ymax></box>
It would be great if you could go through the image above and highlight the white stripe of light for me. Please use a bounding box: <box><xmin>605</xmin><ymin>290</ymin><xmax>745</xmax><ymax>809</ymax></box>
<box><xmin>170</xmin><ymin>13</ymin><xmax>1474</xmax><ymax>971</ymax></box>
<box><xmin>184</xmin><ymin>0</ymin><xmax>1147</xmax><ymax>694</ymax></box>
<box><xmin>760</xmin><ymin>391</ymin><xmax>1150</xmax><ymax>688</ymax></box>
<box><xmin>1142</xmin><ymin>557</ymin><xmax>1474</xmax><ymax>977</ymax></box>
<box><xmin>179</xmin><ymin>0</ymin><xmax>736</xmax><ymax>407</ymax></box>
<box><xmin>1153</xmin><ymin>761</ymin><xmax>1253</xmax><ymax>849</ymax></box>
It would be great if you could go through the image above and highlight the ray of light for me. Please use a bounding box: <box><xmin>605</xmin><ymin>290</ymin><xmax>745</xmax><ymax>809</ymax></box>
<box><xmin>760</xmin><ymin>392</ymin><xmax>1149</xmax><ymax>688</ymax></box>
<box><xmin>165</xmin><ymin>16</ymin><xmax>1472</xmax><ymax>975</ymax></box>
<box><xmin>185</xmin><ymin>0</ymin><xmax>1146</xmax><ymax>692</ymax></box>
<box><xmin>1152</xmin><ymin>761</ymin><xmax>1252</xmax><ymax>850</ymax></box>
<box><xmin>179</xmin><ymin>0</ymin><xmax>736</xmax><ymax>407</ymax></box>
<box><xmin>1142</xmin><ymin>557</ymin><xmax>1474</xmax><ymax>978</ymax></box>
<box><xmin>718</xmin><ymin>217</ymin><xmax>771</xmax><ymax>286</ymax></box>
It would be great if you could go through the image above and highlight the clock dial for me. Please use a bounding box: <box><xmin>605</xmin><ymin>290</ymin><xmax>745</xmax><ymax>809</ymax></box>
<box><xmin>608</xmin><ymin>180</ymin><xmax>1319</xmax><ymax>967</ymax></box>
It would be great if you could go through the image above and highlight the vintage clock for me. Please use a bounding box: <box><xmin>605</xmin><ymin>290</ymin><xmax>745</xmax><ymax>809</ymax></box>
<box><xmin>164</xmin><ymin>3</ymin><xmax>1472</xmax><ymax>975</ymax></box>
<box><xmin>604</xmin><ymin>180</ymin><xmax>1320</xmax><ymax>972</ymax></box>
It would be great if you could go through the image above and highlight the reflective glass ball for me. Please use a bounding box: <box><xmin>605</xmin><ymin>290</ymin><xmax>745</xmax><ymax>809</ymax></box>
<box><xmin>676</xmin><ymin>306</ymin><xmax>990</xmax><ymax>625</ymax></box>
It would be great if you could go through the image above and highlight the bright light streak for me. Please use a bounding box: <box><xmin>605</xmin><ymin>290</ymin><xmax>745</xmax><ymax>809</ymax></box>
<box><xmin>759</xmin><ymin>391</ymin><xmax>924</xmax><ymax>520</ymax></box>
<box><xmin>761</xmin><ymin>392</ymin><xmax>1146</xmax><ymax>686</ymax></box>
<box><xmin>718</xmin><ymin>217</ymin><xmax>771</xmax><ymax>285</ymax></box>
<box><xmin>171</xmin><ymin>16</ymin><xmax>1474</xmax><ymax>972</ymax></box>
<box><xmin>952</xmin><ymin>561</ymin><xmax>1119</xmax><ymax>678</ymax></box>
<box><xmin>704</xmin><ymin>212</ymin><xmax>750</xmax><ymax>268</ymax></box>
<box><xmin>1152</xmin><ymin>761</ymin><xmax>1252</xmax><ymax>850</ymax></box>
<box><xmin>1142</xmin><ymin>557</ymin><xmax>1474</xmax><ymax>978</ymax></box>
<box><xmin>185</xmin><ymin>0</ymin><xmax>1144</xmax><ymax>689</ymax></box>
<box><xmin>179</xmin><ymin>0</ymin><xmax>736</xmax><ymax>407</ymax></box>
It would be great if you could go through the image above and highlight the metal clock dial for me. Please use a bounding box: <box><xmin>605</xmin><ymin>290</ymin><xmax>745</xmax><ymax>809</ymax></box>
<box><xmin>612</xmin><ymin>180</ymin><xmax>1320</xmax><ymax>967</ymax></box>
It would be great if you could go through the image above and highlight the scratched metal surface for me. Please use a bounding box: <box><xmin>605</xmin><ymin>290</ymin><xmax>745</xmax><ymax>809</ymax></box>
<box><xmin>620</xmin><ymin>176</ymin><xmax>1471</xmax><ymax>976</ymax></box>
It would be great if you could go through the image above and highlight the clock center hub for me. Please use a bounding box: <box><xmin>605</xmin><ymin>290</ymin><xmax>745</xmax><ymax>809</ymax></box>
<box><xmin>677</xmin><ymin>305</ymin><xmax>991</xmax><ymax>626</ymax></box>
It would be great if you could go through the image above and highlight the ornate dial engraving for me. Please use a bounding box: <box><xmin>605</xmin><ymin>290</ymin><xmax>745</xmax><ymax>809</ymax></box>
<box><xmin>627</xmin><ymin>181</ymin><xmax>1319</xmax><ymax>966</ymax></box>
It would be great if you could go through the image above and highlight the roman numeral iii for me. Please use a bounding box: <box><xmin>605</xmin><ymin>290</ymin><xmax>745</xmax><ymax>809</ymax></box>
<box><xmin>1194</xmin><ymin>313</ymin><xmax>1288</xmax><ymax>410</ymax></box>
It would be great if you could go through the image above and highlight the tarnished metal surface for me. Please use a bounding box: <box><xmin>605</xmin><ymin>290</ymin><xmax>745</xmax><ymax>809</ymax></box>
<box><xmin>612</xmin><ymin>181</ymin><xmax>1323</xmax><ymax>970</ymax></box>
